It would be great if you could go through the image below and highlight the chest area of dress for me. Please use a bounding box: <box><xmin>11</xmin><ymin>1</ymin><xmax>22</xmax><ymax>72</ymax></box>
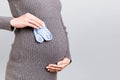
<box><xmin>12</xmin><ymin>0</ymin><xmax>62</xmax><ymax>11</ymax></box>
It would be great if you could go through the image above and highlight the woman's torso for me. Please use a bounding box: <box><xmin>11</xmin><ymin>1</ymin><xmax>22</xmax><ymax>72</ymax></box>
<box><xmin>8</xmin><ymin>0</ymin><xmax>68</xmax><ymax>64</ymax></box>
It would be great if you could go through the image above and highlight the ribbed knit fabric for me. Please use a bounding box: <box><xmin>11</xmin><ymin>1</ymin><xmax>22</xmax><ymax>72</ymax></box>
<box><xmin>0</xmin><ymin>0</ymin><xmax>72</xmax><ymax>80</ymax></box>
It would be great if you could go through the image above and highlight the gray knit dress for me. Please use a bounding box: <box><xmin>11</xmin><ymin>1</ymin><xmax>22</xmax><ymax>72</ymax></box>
<box><xmin>0</xmin><ymin>0</ymin><xmax>71</xmax><ymax>80</ymax></box>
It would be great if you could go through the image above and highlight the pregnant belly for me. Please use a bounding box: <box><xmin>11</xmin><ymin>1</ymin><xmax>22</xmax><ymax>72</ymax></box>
<box><xmin>9</xmin><ymin>19</ymin><xmax>67</xmax><ymax>64</ymax></box>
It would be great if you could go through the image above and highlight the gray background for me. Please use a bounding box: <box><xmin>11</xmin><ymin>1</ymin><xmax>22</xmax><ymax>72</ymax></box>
<box><xmin>0</xmin><ymin>0</ymin><xmax>120</xmax><ymax>80</ymax></box>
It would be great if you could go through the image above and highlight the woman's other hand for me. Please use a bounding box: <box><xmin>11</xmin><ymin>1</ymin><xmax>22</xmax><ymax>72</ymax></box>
<box><xmin>46</xmin><ymin>57</ymin><xmax>71</xmax><ymax>73</ymax></box>
<box><xmin>10</xmin><ymin>13</ymin><xmax>44</xmax><ymax>29</ymax></box>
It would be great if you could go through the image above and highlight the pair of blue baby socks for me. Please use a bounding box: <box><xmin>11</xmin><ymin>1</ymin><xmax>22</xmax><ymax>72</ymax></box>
<box><xmin>33</xmin><ymin>22</ymin><xmax>53</xmax><ymax>43</ymax></box>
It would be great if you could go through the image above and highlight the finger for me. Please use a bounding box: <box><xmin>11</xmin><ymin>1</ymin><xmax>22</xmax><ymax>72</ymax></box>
<box><xmin>47</xmin><ymin>64</ymin><xmax>61</xmax><ymax>68</ymax></box>
<box><xmin>47</xmin><ymin>66</ymin><xmax>63</xmax><ymax>70</ymax></box>
<box><xmin>26</xmin><ymin>22</ymin><xmax>39</xmax><ymax>29</ymax></box>
<box><xmin>46</xmin><ymin>64</ymin><xmax>63</xmax><ymax>70</ymax></box>
<box><xmin>57</xmin><ymin>61</ymin><xmax>70</xmax><ymax>67</ymax></box>
<box><xmin>48</xmin><ymin>64</ymin><xmax>66</xmax><ymax>69</ymax></box>
<box><xmin>48</xmin><ymin>69</ymin><xmax>59</xmax><ymax>73</ymax></box>
<box><xmin>28</xmin><ymin>14</ymin><xmax>44</xmax><ymax>26</ymax></box>
<box><xmin>57</xmin><ymin>62</ymin><xmax>67</xmax><ymax>67</ymax></box>
<box><xmin>48</xmin><ymin>69</ymin><xmax>56</xmax><ymax>72</ymax></box>
<box><xmin>47</xmin><ymin>66</ymin><xmax>63</xmax><ymax>71</ymax></box>
<box><xmin>57</xmin><ymin>58</ymin><xmax>71</xmax><ymax>65</ymax></box>
<box><xmin>28</xmin><ymin>19</ymin><xmax>42</xmax><ymax>28</ymax></box>
<box><xmin>47</xmin><ymin>66</ymin><xmax>62</xmax><ymax>71</ymax></box>
<box><xmin>57</xmin><ymin>61</ymin><xmax>64</xmax><ymax>65</ymax></box>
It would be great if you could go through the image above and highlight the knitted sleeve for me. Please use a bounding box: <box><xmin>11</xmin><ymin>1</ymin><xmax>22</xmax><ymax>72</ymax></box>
<box><xmin>0</xmin><ymin>16</ymin><xmax>14</xmax><ymax>31</ymax></box>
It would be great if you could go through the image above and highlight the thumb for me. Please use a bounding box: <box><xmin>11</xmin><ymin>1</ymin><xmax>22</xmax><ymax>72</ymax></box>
<box><xmin>57</xmin><ymin>61</ymin><xmax>62</xmax><ymax>65</ymax></box>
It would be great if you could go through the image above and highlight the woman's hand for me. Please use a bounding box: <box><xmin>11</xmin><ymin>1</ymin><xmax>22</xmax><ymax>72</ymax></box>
<box><xmin>10</xmin><ymin>13</ymin><xmax>44</xmax><ymax>29</ymax></box>
<box><xmin>46</xmin><ymin>57</ymin><xmax>71</xmax><ymax>73</ymax></box>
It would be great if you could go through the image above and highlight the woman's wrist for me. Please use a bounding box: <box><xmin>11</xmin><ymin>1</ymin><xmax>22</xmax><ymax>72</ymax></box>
<box><xmin>10</xmin><ymin>18</ymin><xmax>16</xmax><ymax>28</ymax></box>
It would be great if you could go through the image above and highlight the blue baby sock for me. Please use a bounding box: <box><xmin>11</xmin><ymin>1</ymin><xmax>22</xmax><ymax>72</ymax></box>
<box><xmin>33</xmin><ymin>22</ymin><xmax>53</xmax><ymax>43</ymax></box>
